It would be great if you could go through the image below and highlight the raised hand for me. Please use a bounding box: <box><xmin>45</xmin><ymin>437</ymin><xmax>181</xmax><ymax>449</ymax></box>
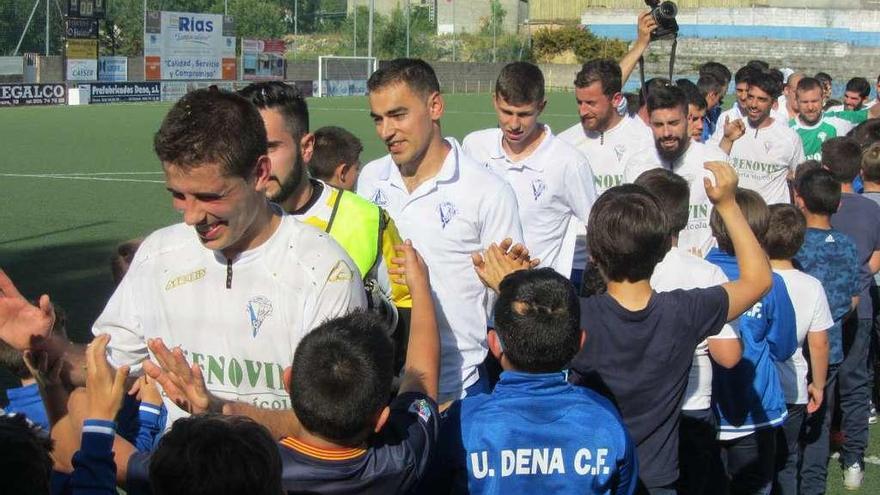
<box><xmin>473</xmin><ymin>242</ymin><xmax>533</xmax><ymax>293</ymax></box>
<box><xmin>142</xmin><ymin>338</ymin><xmax>223</xmax><ymax>414</ymax></box>
<box><xmin>390</xmin><ymin>240</ymin><xmax>430</xmax><ymax>291</ymax></box>
<box><xmin>85</xmin><ymin>334</ymin><xmax>130</xmax><ymax>421</ymax></box>
<box><xmin>704</xmin><ymin>160</ymin><xmax>739</xmax><ymax>207</ymax></box>
<box><xmin>723</xmin><ymin>116</ymin><xmax>746</xmax><ymax>142</ymax></box>
<box><xmin>0</xmin><ymin>269</ymin><xmax>55</xmax><ymax>350</ymax></box>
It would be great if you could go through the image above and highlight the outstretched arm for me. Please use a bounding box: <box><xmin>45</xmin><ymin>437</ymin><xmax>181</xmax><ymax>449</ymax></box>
<box><xmin>619</xmin><ymin>11</ymin><xmax>656</xmax><ymax>85</ymax></box>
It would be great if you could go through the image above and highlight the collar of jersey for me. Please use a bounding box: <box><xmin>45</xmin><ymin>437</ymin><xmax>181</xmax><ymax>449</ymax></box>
<box><xmin>489</xmin><ymin>124</ymin><xmax>553</xmax><ymax>171</ymax></box>
<box><xmin>493</xmin><ymin>371</ymin><xmax>570</xmax><ymax>395</ymax></box>
<box><xmin>380</xmin><ymin>137</ymin><xmax>461</xmax><ymax>196</ymax></box>
<box><xmin>210</xmin><ymin>203</ymin><xmax>287</xmax><ymax>266</ymax></box>
<box><xmin>584</xmin><ymin>115</ymin><xmax>630</xmax><ymax>141</ymax></box>
<box><xmin>793</xmin><ymin>114</ymin><xmax>826</xmax><ymax>130</ymax></box>
<box><xmin>279</xmin><ymin>436</ymin><xmax>367</xmax><ymax>461</ymax></box>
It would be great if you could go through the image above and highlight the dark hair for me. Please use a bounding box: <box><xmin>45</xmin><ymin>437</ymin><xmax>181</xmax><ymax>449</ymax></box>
<box><xmin>747</xmin><ymin>60</ymin><xmax>770</xmax><ymax>71</ymax></box>
<box><xmin>795</xmin><ymin>167</ymin><xmax>841</xmax><ymax>215</ymax></box>
<box><xmin>748</xmin><ymin>70</ymin><xmax>782</xmax><ymax>99</ymax></box>
<box><xmin>710</xmin><ymin>188</ymin><xmax>769</xmax><ymax>255</ymax></box>
<box><xmin>699</xmin><ymin>61</ymin><xmax>731</xmax><ymax>87</ymax></box>
<box><xmin>696</xmin><ymin>74</ymin><xmax>724</xmax><ymax>99</ymax></box>
<box><xmin>110</xmin><ymin>238</ymin><xmax>143</xmax><ymax>285</ymax></box>
<box><xmin>367</xmin><ymin>58</ymin><xmax>440</xmax><ymax>97</ymax></box>
<box><xmin>291</xmin><ymin>311</ymin><xmax>393</xmax><ymax>444</ymax></box>
<box><xmin>862</xmin><ymin>142</ymin><xmax>880</xmax><ymax>182</ymax></box>
<box><xmin>308</xmin><ymin>126</ymin><xmax>364</xmax><ymax>181</ymax></box>
<box><xmin>639</xmin><ymin>77</ymin><xmax>671</xmax><ymax>108</ymax></box>
<box><xmin>794</xmin><ymin>159</ymin><xmax>822</xmax><ymax>185</ymax></box>
<box><xmin>849</xmin><ymin>119</ymin><xmax>880</xmax><ymax>148</ymax></box>
<box><xmin>623</xmin><ymin>91</ymin><xmax>640</xmax><ymax>116</ymax></box>
<box><xmin>574</xmin><ymin>59</ymin><xmax>621</xmax><ymax>95</ymax></box>
<box><xmin>153</xmin><ymin>89</ymin><xmax>267</xmax><ymax>179</ymax></box>
<box><xmin>149</xmin><ymin>414</ymin><xmax>282</xmax><ymax>495</ymax></box>
<box><xmin>0</xmin><ymin>414</ymin><xmax>53</xmax><ymax>495</ymax></box>
<box><xmin>494</xmin><ymin>269</ymin><xmax>580</xmax><ymax>372</ymax></box>
<box><xmin>815</xmin><ymin>72</ymin><xmax>833</xmax><ymax>86</ymax></box>
<box><xmin>238</xmin><ymin>81</ymin><xmax>310</xmax><ymax>139</ymax></box>
<box><xmin>677</xmin><ymin>79</ymin><xmax>707</xmax><ymax>111</ymax></box>
<box><xmin>647</xmin><ymin>84</ymin><xmax>688</xmax><ymax>115</ymax></box>
<box><xmin>768</xmin><ymin>68</ymin><xmax>785</xmax><ymax>87</ymax></box>
<box><xmin>846</xmin><ymin>77</ymin><xmax>871</xmax><ymax>98</ymax></box>
<box><xmin>495</xmin><ymin>61</ymin><xmax>545</xmax><ymax>105</ymax></box>
<box><xmin>634</xmin><ymin>168</ymin><xmax>690</xmax><ymax>234</ymax></box>
<box><xmin>821</xmin><ymin>136</ymin><xmax>862</xmax><ymax>182</ymax></box>
<box><xmin>765</xmin><ymin>204</ymin><xmax>806</xmax><ymax>260</ymax></box>
<box><xmin>797</xmin><ymin>77</ymin><xmax>823</xmax><ymax>94</ymax></box>
<box><xmin>734</xmin><ymin>65</ymin><xmax>759</xmax><ymax>85</ymax></box>
<box><xmin>587</xmin><ymin>184</ymin><xmax>671</xmax><ymax>282</ymax></box>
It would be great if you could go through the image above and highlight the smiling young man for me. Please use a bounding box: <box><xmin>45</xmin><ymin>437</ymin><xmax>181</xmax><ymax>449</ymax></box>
<box><xmin>623</xmin><ymin>85</ymin><xmax>729</xmax><ymax>258</ymax></box>
<box><xmin>462</xmin><ymin>62</ymin><xmax>596</xmax><ymax>278</ymax></box>
<box><xmin>357</xmin><ymin>58</ymin><xmax>524</xmax><ymax>403</ymax></box>
<box><xmin>708</xmin><ymin>70</ymin><xmax>804</xmax><ymax>205</ymax></box>
<box><xmin>94</xmin><ymin>89</ymin><xmax>367</xmax><ymax>435</ymax></box>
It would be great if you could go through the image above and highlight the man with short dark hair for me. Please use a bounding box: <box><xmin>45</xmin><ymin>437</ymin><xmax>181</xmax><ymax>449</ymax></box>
<box><xmin>828</xmin><ymin>77</ymin><xmax>873</xmax><ymax>112</ymax></box>
<box><xmin>623</xmin><ymin>85</ymin><xmax>728</xmax><ymax>257</ymax></box>
<box><xmin>697</xmin><ymin>73</ymin><xmax>725</xmax><ymax>141</ymax></box>
<box><xmin>676</xmin><ymin>79</ymin><xmax>708</xmax><ymax>142</ymax></box>
<box><xmin>357</xmin><ymin>58</ymin><xmax>524</xmax><ymax>403</ymax></box>
<box><xmin>463</xmin><ymin>62</ymin><xmax>596</xmax><ymax>277</ymax></box>
<box><xmin>308</xmin><ymin>126</ymin><xmax>364</xmax><ymax>191</ymax></box>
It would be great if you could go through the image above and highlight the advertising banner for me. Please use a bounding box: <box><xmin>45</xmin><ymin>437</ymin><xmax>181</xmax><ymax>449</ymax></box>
<box><xmin>88</xmin><ymin>82</ymin><xmax>160</xmax><ymax>104</ymax></box>
<box><xmin>0</xmin><ymin>84</ymin><xmax>67</xmax><ymax>107</ymax></box>
<box><xmin>144</xmin><ymin>11</ymin><xmax>236</xmax><ymax>81</ymax></box>
<box><xmin>241</xmin><ymin>39</ymin><xmax>286</xmax><ymax>81</ymax></box>
<box><xmin>65</xmin><ymin>18</ymin><xmax>99</xmax><ymax>38</ymax></box>
<box><xmin>67</xmin><ymin>59</ymin><xmax>98</xmax><ymax>81</ymax></box>
<box><xmin>66</xmin><ymin>39</ymin><xmax>97</xmax><ymax>59</ymax></box>
<box><xmin>98</xmin><ymin>56</ymin><xmax>128</xmax><ymax>81</ymax></box>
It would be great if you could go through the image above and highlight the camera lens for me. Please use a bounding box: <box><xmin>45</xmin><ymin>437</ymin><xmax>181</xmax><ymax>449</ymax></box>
<box><xmin>658</xmin><ymin>1</ymin><xmax>678</xmax><ymax>19</ymax></box>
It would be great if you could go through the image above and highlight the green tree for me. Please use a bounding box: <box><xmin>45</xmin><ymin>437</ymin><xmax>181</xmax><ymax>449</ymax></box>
<box><xmin>478</xmin><ymin>0</ymin><xmax>505</xmax><ymax>37</ymax></box>
<box><xmin>0</xmin><ymin>0</ymin><xmax>64</xmax><ymax>56</ymax></box>
<box><xmin>376</xmin><ymin>4</ymin><xmax>435</xmax><ymax>59</ymax></box>
<box><xmin>210</xmin><ymin>0</ymin><xmax>286</xmax><ymax>39</ymax></box>
<box><xmin>532</xmin><ymin>24</ymin><xmax>627</xmax><ymax>63</ymax></box>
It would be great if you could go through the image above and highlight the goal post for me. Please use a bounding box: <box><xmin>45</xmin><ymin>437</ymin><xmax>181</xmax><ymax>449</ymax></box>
<box><xmin>317</xmin><ymin>56</ymin><xmax>378</xmax><ymax>98</ymax></box>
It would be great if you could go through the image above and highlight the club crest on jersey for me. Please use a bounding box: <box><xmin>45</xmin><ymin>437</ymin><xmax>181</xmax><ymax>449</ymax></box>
<box><xmin>371</xmin><ymin>189</ymin><xmax>389</xmax><ymax>207</ymax></box>
<box><xmin>818</xmin><ymin>132</ymin><xmax>828</xmax><ymax>142</ymax></box>
<box><xmin>763</xmin><ymin>141</ymin><xmax>772</xmax><ymax>154</ymax></box>
<box><xmin>531</xmin><ymin>178</ymin><xmax>546</xmax><ymax>200</ymax></box>
<box><xmin>438</xmin><ymin>201</ymin><xmax>457</xmax><ymax>229</ymax></box>
<box><xmin>614</xmin><ymin>144</ymin><xmax>626</xmax><ymax>162</ymax></box>
<box><xmin>246</xmin><ymin>296</ymin><xmax>273</xmax><ymax>338</ymax></box>
<box><xmin>408</xmin><ymin>398</ymin><xmax>433</xmax><ymax>423</ymax></box>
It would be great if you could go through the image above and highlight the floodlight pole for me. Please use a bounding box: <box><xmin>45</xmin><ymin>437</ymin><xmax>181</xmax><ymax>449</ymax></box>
<box><xmin>13</xmin><ymin>0</ymin><xmax>41</xmax><ymax>56</ymax></box>
<box><xmin>353</xmin><ymin>0</ymin><xmax>357</xmax><ymax>56</ymax></box>
<box><xmin>367</xmin><ymin>0</ymin><xmax>374</xmax><ymax>59</ymax></box>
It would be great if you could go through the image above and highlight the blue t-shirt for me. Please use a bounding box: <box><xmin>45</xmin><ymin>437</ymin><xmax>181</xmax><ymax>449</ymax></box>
<box><xmin>569</xmin><ymin>287</ymin><xmax>728</xmax><ymax>488</ymax></box>
<box><xmin>5</xmin><ymin>383</ymin><xmax>49</xmax><ymax>430</ymax></box>
<box><xmin>428</xmin><ymin>371</ymin><xmax>637</xmax><ymax>495</ymax></box>
<box><xmin>794</xmin><ymin>228</ymin><xmax>861</xmax><ymax>364</ymax></box>
<box><xmin>831</xmin><ymin>192</ymin><xmax>880</xmax><ymax>319</ymax></box>
<box><xmin>702</xmin><ymin>105</ymin><xmax>723</xmax><ymax>142</ymax></box>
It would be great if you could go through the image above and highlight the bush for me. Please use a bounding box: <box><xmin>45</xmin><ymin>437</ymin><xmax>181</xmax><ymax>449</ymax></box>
<box><xmin>532</xmin><ymin>24</ymin><xmax>627</xmax><ymax>64</ymax></box>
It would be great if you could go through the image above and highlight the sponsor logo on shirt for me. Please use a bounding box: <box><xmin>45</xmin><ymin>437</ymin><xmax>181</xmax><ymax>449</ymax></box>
<box><xmin>531</xmin><ymin>178</ymin><xmax>546</xmax><ymax>201</ymax></box>
<box><xmin>181</xmin><ymin>349</ymin><xmax>288</xmax><ymax>399</ymax></box>
<box><xmin>408</xmin><ymin>398</ymin><xmax>432</xmax><ymax>423</ymax></box>
<box><xmin>825</xmin><ymin>234</ymin><xmax>835</xmax><ymax>243</ymax></box>
<box><xmin>745</xmin><ymin>301</ymin><xmax>763</xmax><ymax>319</ymax></box>
<box><xmin>614</xmin><ymin>144</ymin><xmax>626</xmax><ymax>162</ymax></box>
<box><xmin>469</xmin><ymin>447</ymin><xmax>613</xmax><ymax>480</ymax></box>
<box><xmin>371</xmin><ymin>189</ymin><xmax>389</xmax><ymax>207</ymax></box>
<box><xmin>165</xmin><ymin>268</ymin><xmax>206</xmax><ymax>291</ymax></box>
<box><xmin>246</xmin><ymin>296</ymin><xmax>273</xmax><ymax>338</ymax></box>
<box><xmin>328</xmin><ymin>260</ymin><xmax>354</xmax><ymax>283</ymax></box>
<box><xmin>594</xmin><ymin>174</ymin><xmax>623</xmax><ymax>191</ymax></box>
<box><xmin>438</xmin><ymin>201</ymin><xmax>458</xmax><ymax>229</ymax></box>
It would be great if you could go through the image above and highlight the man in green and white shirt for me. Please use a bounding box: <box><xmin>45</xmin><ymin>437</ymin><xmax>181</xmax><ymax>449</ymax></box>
<box><xmin>790</xmin><ymin>77</ymin><xmax>880</xmax><ymax>161</ymax></box>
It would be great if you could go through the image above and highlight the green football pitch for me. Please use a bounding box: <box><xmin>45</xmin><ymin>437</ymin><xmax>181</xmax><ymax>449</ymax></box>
<box><xmin>1</xmin><ymin>94</ymin><xmax>879</xmax><ymax>493</ymax></box>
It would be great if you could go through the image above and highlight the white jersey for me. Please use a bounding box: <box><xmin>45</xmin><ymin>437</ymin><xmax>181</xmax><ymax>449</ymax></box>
<box><xmin>708</xmin><ymin>116</ymin><xmax>804</xmax><ymax>205</ymax></box>
<box><xmin>95</xmin><ymin>212</ymin><xmax>367</xmax><ymax>426</ymax></box>
<box><xmin>558</xmin><ymin>116</ymin><xmax>653</xmax><ymax>274</ymax></box>
<box><xmin>357</xmin><ymin>138</ymin><xmax>524</xmax><ymax>402</ymax></box>
<box><xmin>652</xmin><ymin>247</ymin><xmax>739</xmax><ymax>410</ymax></box>
<box><xmin>462</xmin><ymin>126</ymin><xmax>596</xmax><ymax>276</ymax></box>
<box><xmin>710</xmin><ymin>106</ymin><xmax>745</xmax><ymax>143</ymax></box>
<box><xmin>623</xmin><ymin>141</ymin><xmax>729</xmax><ymax>258</ymax></box>
<box><xmin>773</xmin><ymin>269</ymin><xmax>833</xmax><ymax>405</ymax></box>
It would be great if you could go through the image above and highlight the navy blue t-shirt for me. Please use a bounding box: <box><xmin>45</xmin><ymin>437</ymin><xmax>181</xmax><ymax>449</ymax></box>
<box><xmin>831</xmin><ymin>192</ymin><xmax>880</xmax><ymax>319</ymax></box>
<box><xmin>569</xmin><ymin>287</ymin><xmax>729</xmax><ymax>488</ymax></box>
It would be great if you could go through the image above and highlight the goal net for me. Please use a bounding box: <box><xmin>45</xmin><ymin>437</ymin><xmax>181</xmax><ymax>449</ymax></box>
<box><xmin>317</xmin><ymin>56</ymin><xmax>378</xmax><ymax>97</ymax></box>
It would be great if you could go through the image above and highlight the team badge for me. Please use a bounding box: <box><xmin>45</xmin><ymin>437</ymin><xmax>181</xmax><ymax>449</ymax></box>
<box><xmin>763</xmin><ymin>141</ymin><xmax>772</xmax><ymax>154</ymax></box>
<box><xmin>328</xmin><ymin>260</ymin><xmax>354</xmax><ymax>283</ymax></box>
<box><xmin>818</xmin><ymin>132</ymin><xmax>828</xmax><ymax>142</ymax></box>
<box><xmin>371</xmin><ymin>189</ymin><xmax>389</xmax><ymax>207</ymax></box>
<box><xmin>409</xmin><ymin>399</ymin><xmax>433</xmax><ymax>423</ymax></box>
<box><xmin>531</xmin><ymin>178</ymin><xmax>546</xmax><ymax>201</ymax></box>
<box><xmin>614</xmin><ymin>144</ymin><xmax>626</xmax><ymax>162</ymax></box>
<box><xmin>246</xmin><ymin>296</ymin><xmax>273</xmax><ymax>338</ymax></box>
<box><xmin>438</xmin><ymin>201</ymin><xmax>457</xmax><ymax>229</ymax></box>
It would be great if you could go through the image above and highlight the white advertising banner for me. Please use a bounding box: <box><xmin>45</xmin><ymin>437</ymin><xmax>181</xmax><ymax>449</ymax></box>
<box><xmin>98</xmin><ymin>56</ymin><xmax>128</xmax><ymax>81</ymax></box>
<box><xmin>144</xmin><ymin>11</ymin><xmax>236</xmax><ymax>80</ymax></box>
<box><xmin>67</xmin><ymin>59</ymin><xmax>98</xmax><ymax>81</ymax></box>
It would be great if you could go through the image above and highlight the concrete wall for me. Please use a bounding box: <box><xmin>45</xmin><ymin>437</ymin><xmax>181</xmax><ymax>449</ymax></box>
<box><xmin>435</xmin><ymin>0</ymin><xmax>527</xmax><ymax>35</ymax></box>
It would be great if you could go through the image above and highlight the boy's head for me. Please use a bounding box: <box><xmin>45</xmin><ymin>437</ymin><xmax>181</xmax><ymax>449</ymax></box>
<box><xmin>710</xmin><ymin>188</ymin><xmax>769</xmax><ymax>255</ymax></box>
<box><xmin>633</xmin><ymin>168</ymin><xmax>690</xmax><ymax>237</ymax></box>
<box><xmin>861</xmin><ymin>142</ymin><xmax>880</xmax><ymax>183</ymax></box>
<box><xmin>493</xmin><ymin>62</ymin><xmax>547</xmax><ymax>147</ymax></box>
<box><xmin>587</xmin><ymin>184</ymin><xmax>671</xmax><ymax>283</ymax></box>
<box><xmin>0</xmin><ymin>413</ymin><xmax>53</xmax><ymax>495</ymax></box>
<box><xmin>849</xmin><ymin>118</ymin><xmax>880</xmax><ymax>148</ymax></box>
<box><xmin>308</xmin><ymin>126</ymin><xmax>364</xmax><ymax>191</ymax></box>
<box><xmin>794</xmin><ymin>167</ymin><xmax>841</xmax><ymax>216</ymax></box>
<box><xmin>149</xmin><ymin>414</ymin><xmax>282</xmax><ymax>495</ymax></box>
<box><xmin>676</xmin><ymin>79</ymin><xmax>707</xmax><ymax>141</ymax></box>
<box><xmin>696</xmin><ymin>73</ymin><xmax>724</xmax><ymax>110</ymax></box>
<box><xmin>821</xmin><ymin>136</ymin><xmax>862</xmax><ymax>183</ymax></box>
<box><xmin>490</xmin><ymin>269</ymin><xmax>581</xmax><ymax>373</ymax></box>
<box><xmin>765</xmin><ymin>204</ymin><xmax>806</xmax><ymax>260</ymax></box>
<box><xmin>288</xmin><ymin>311</ymin><xmax>393</xmax><ymax>445</ymax></box>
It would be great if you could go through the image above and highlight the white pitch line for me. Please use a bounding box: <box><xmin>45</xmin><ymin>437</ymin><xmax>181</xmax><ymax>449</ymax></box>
<box><xmin>39</xmin><ymin>171</ymin><xmax>164</xmax><ymax>176</ymax></box>
<box><xmin>0</xmin><ymin>173</ymin><xmax>164</xmax><ymax>184</ymax></box>
<box><xmin>310</xmin><ymin>106</ymin><xmax>577</xmax><ymax>118</ymax></box>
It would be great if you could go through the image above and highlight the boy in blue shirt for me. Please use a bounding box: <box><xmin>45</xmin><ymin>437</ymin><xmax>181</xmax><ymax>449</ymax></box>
<box><xmin>428</xmin><ymin>267</ymin><xmax>637</xmax><ymax>495</ymax></box>
<box><xmin>792</xmin><ymin>167</ymin><xmax>861</xmax><ymax>495</ymax></box>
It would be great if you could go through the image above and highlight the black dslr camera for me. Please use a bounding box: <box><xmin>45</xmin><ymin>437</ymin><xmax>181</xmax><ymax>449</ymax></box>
<box><xmin>645</xmin><ymin>0</ymin><xmax>679</xmax><ymax>40</ymax></box>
